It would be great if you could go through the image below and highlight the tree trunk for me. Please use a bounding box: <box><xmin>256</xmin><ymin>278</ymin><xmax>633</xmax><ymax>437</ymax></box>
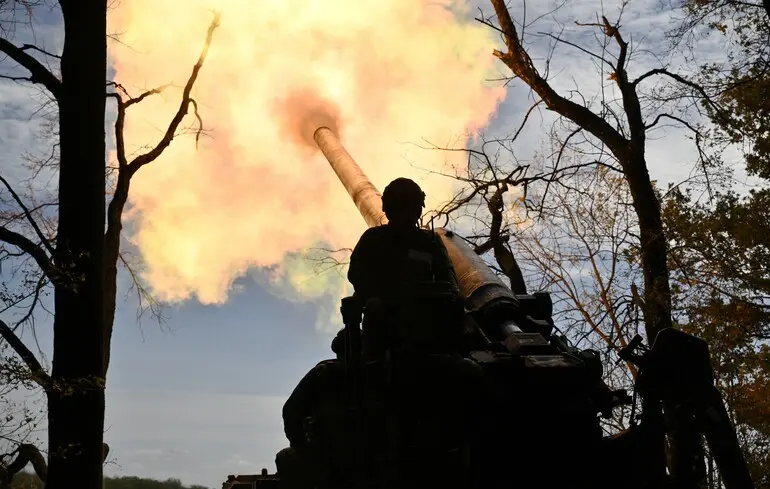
<box><xmin>486</xmin><ymin>1</ymin><xmax>679</xmax><ymax>481</ymax></box>
<box><xmin>622</xmin><ymin>151</ymin><xmax>673</xmax><ymax>337</ymax></box>
<box><xmin>46</xmin><ymin>2</ymin><xmax>108</xmax><ymax>489</ymax></box>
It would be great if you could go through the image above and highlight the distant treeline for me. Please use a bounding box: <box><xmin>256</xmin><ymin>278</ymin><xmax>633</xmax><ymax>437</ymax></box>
<box><xmin>10</xmin><ymin>472</ymin><xmax>210</xmax><ymax>489</ymax></box>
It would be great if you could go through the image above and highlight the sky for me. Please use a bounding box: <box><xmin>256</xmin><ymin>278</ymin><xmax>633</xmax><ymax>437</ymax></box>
<box><xmin>0</xmin><ymin>0</ymin><xmax>743</xmax><ymax>487</ymax></box>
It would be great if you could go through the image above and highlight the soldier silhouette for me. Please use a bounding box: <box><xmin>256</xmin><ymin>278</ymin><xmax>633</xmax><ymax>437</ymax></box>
<box><xmin>347</xmin><ymin>177</ymin><xmax>458</xmax><ymax>304</ymax></box>
<box><xmin>347</xmin><ymin>177</ymin><xmax>462</xmax><ymax>358</ymax></box>
<box><xmin>276</xmin><ymin>329</ymin><xmax>349</xmax><ymax>489</ymax></box>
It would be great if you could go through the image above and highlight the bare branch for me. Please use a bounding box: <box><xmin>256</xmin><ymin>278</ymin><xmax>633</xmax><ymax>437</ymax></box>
<box><xmin>106</xmin><ymin>93</ymin><xmax>127</xmax><ymax>169</ymax></box>
<box><xmin>0</xmin><ymin>225</ymin><xmax>55</xmax><ymax>282</ymax></box>
<box><xmin>510</xmin><ymin>99</ymin><xmax>543</xmax><ymax>143</ymax></box>
<box><xmin>189</xmin><ymin>98</ymin><xmax>204</xmax><ymax>149</ymax></box>
<box><xmin>0</xmin><ymin>318</ymin><xmax>50</xmax><ymax>389</ymax></box>
<box><xmin>632</xmin><ymin>68</ymin><xmax>737</xmax><ymax>132</ymax></box>
<box><xmin>14</xmin><ymin>274</ymin><xmax>48</xmax><ymax>328</ymax></box>
<box><xmin>118</xmin><ymin>252</ymin><xmax>166</xmax><ymax>324</ymax></box>
<box><xmin>645</xmin><ymin>113</ymin><xmax>714</xmax><ymax>198</ymax></box>
<box><xmin>125</xmin><ymin>13</ymin><xmax>221</xmax><ymax>174</ymax></box>
<box><xmin>104</xmin><ymin>12</ymin><xmax>221</xmax><ymax>278</ymax></box>
<box><xmin>100</xmin><ymin>14</ymin><xmax>221</xmax><ymax>377</ymax></box>
<box><xmin>0</xmin><ymin>37</ymin><xmax>61</xmax><ymax>98</ymax></box>
<box><xmin>0</xmin><ymin>174</ymin><xmax>55</xmax><ymax>257</ymax></box>
<box><xmin>0</xmin><ymin>73</ymin><xmax>32</xmax><ymax>82</ymax></box>
<box><xmin>537</xmin><ymin>127</ymin><xmax>582</xmax><ymax>213</ymax></box>
<box><xmin>113</xmin><ymin>82</ymin><xmax>171</xmax><ymax>108</ymax></box>
<box><xmin>488</xmin><ymin>0</ymin><xmax>628</xmax><ymax>156</ymax></box>
<box><xmin>536</xmin><ymin>30</ymin><xmax>615</xmax><ymax>70</ymax></box>
<box><xmin>20</xmin><ymin>43</ymin><xmax>61</xmax><ymax>59</ymax></box>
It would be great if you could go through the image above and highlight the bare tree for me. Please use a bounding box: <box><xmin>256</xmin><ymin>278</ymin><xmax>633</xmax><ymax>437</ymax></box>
<box><xmin>0</xmin><ymin>5</ymin><xmax>220</xmax><ymax>488</ymax></box>
<box><xmin>428</xmin><ymin>133</ymin><xmax>641</xmax><ymax>425</ymax></box>
<box><xmin>476</xmin><ymin>0</ymin><xmax>747</xmax><ymax>481</ymax></box>
<box><xmin>513</xmin><ymin>166</ymin><xmax>641</xmax><ymax>375</ymax></box>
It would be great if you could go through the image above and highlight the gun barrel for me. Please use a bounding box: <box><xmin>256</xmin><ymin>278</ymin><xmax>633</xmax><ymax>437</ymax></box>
<box><xmin>313</xmin><ymin>126</ymin><xmax>387</xmax><ymax>228</ymax></box>
<box><xmin>435</xmin><ymin>228</ymin><xmax>521</xmax><ymax>322</ymax></box>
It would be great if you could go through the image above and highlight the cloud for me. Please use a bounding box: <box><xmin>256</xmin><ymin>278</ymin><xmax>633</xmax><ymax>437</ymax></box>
<box><xmin>251</xmin><ymin>246</ymin><xmax>351</xmax><ymax>333</ymax></box>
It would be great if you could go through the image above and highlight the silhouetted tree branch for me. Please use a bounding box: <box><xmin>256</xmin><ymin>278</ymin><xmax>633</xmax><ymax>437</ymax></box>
<box><xmin>0</xmin><ymin>224</ymin><xmax>54</xmax><ymax>282</ymax></box>
<box><xmin>0</xmin><ymin>175</ymin><xmax>54</xmax><ymax>257</ymax></box>
<box><xmin>487</xmin><ymin>0</ymin><xmax>674</xmax><ymax>340</ymax></box>
<box><xmin>101</xmin><ymin>12</ymin><xmax>221</xmax><ymax>377</ymax></box>
<box><xmin>1</xmin><ymin>441</ymin><xmax>110</xmax><ymax>486</ymax></box>
<box><xmin>0</xmin><ymin>37</ymin><xmax>60</xmax><ymax>98</ymax></box>
<box><xmin>0</xmin><ymin>319</ymin><xmax>49</xmax><ymax>389</ymax></box>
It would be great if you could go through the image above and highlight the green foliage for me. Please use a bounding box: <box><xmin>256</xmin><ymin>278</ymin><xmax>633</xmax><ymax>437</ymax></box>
<box><xmin>668</xmin><ymin>9</ymin><xmax>770</xmax><ymax>482</ymax></box>
<box><xmin>9</xmin><ymin>472</ymin><xmax>210</xmax><ymax>489</ymax></box>
<box><xmin>662</xmin><ymin>184</ymin><xmax>770</xmax><ymax>484</ymax></box>
<box><xmin>660</xmin><ymin>9</ymin><xmax>770</xmax><ymax>475</ymax></box>
<box><xmin>664</xmin><ymin>188</ymin><xmax>770</xmax><ymax>308</ymax></box>
<box><xmin>677</xmin><ymin>0</ymin><xmax>770</xmax><ymax>179</ymax></box>
<box><xmin>711</xmin><ymin>70</ymin><xmax>770</xmax><ymax>179</ymax></box>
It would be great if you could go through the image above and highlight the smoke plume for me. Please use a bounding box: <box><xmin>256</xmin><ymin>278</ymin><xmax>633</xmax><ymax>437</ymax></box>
<box><xmin>108</xmin><ymin>0</ymin><xmax>506</xmax><ymax>311</ymax></box>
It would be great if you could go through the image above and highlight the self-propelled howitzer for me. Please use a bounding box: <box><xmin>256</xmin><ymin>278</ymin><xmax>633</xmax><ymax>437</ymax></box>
<box><xmin>224</xmin><ymin>127</ymin><xmax>754</xmax><ymax>489</ymax></box>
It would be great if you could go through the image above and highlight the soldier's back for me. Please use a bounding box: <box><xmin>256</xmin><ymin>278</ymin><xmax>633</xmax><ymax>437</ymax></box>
<box><xmin>349</xmin><ymin>225</ymin><xmax>451</xmax><ymax>300</ymax></box>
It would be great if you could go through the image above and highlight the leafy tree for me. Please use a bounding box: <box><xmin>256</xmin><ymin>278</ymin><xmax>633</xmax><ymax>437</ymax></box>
<box><xmin>662</xmin><ymin>183</ymin><xmax>770</xmax><ymax>486</ymax></box>
<box><xmin>663</xmin><ymin>2</ymin><xmax>770</xmax><ymax>485</ymax></box>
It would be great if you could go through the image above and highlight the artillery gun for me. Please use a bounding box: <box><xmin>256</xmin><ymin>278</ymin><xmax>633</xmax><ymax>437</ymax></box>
<box><xmin>223</xmin><ymin>127</ymin><xmax>754</xmax><ymax>489</ymax></box>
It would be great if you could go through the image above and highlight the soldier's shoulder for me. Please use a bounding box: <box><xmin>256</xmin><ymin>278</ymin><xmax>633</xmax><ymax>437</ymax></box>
<box><xmin>314</xmin><ymin>359</ymin><xmax>344</xmax><ymax>379</ymax></box>
<box><xmin>356</xmin><ymin>225</ymin><xmax>390</xmax><ymax>244</ymax></box>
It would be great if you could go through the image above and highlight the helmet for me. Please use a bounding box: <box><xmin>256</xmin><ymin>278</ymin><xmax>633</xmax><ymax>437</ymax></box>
<box><xmin>381</xmin><ymin>178</ymin><xmax>425</xmax><ymax>224</ymax></box>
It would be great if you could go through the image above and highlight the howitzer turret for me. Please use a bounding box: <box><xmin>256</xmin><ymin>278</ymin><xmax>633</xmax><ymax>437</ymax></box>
<box><xmin>225</xmin><ymin>127</ymin><xmax>754</xmax><ymax>489</ymax></box>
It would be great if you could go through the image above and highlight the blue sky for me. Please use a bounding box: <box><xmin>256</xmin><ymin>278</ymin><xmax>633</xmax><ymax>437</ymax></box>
<box><xmin>0</xmin><ymin>1</ymin><xmax>741</xmax><ymax>487</ymax></box>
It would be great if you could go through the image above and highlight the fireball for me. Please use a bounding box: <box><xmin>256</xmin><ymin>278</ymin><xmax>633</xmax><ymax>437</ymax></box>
<box><xmin>108</xmin><ymin>0</ymin><xmax>505</xmax><ymax>305</ymax></box>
